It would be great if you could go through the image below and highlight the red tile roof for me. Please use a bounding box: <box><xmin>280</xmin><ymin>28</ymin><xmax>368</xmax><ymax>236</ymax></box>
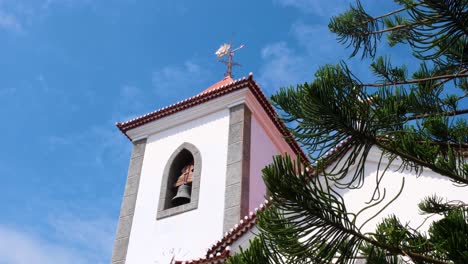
<box><xmin>116</xmin><ymin>73</ymin><xmax>309</xmax><ymax>162</ymax></box>
<box><xmin>173</xmin><ymin>200</ymin><xmax>269</xmax><ymax>264</ymax></box>
<box><xmin>200</xmin><ymin>76</ymin><xmax>234</xmax><ymax>94</ymax></box>
<box><xmin>205</xmin><ymin>199</ymin><xmax>270</xmax><ymax>257</ymax></box>
<box><xmin>174</xmin><ymin>248</ymin><xmax>230</xmax><ymax>264</ymax></box>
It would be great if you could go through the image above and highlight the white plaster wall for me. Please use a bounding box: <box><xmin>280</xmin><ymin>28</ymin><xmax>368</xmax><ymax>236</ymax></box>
<box><xmin>336</xmin><ymin>147</ymin><xmax>467</xmax><ymax>233</ymax></box>
<box><xmin>125</xmin><ymin>109</ymin><xmax>230</xmax><ymax>264</ymax></box>
<box><xmin>248</xmin><ymin>116</ymin><xmax>281</xmax><ymax>211</ymax></box>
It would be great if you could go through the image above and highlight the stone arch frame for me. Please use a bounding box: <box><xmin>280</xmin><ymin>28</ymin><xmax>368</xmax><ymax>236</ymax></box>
<box><xmin>157</xmin><ymin>142</ymin><xmax>202</xmax><ymax>219</ymax></box>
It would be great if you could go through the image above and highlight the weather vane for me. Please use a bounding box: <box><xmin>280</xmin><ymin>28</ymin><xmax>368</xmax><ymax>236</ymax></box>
<box><xmin>215</xmin><ymin>43</ymin><xmax>245</xmax><ymax>78</ymax></box>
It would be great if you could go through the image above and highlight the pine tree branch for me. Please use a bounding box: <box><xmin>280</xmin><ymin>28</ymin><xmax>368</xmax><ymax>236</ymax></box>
<box><xmin>431</xmin><ymin>69</ymin><xmax>468</xmax><ymax>91</ymax></box>
<box><xmin>350</xmin><ymin>16</ymin><xmax>437</xmax><ymax>38</ymax></box>
<box><xmin>370</xmin><ymin>6</ymin><xmax>412</xmax><ymax>23</ymax></box>
<box><xmin>406</xmin><ymin>108</ymin><xmax>468</xmax><ymax>121</ymax></box>
<box><xmin>342</xmin><ymin>218</ymin><xmax>449</xmax><ymax>264</ymax></box>
<box><xmin>435</xmin><ymin>1</ymin><xmax>468</xmax><ymax>37</ymax></box>
<box><xmin>264</xmin><ymin>191</ymin><xmax>450</xmax><ymax>264</ymax></box>
<box><xmin>337</xmin><ymin>1</ymin><xmax>421</xmax><ymax>35</ymax></box>
<box><xmin>333</xmin><ymin>211</ymin><xmax>448</xmax><ymax>264</ymax></box>
<box><xmin>369</xmin><ymin>23</ymin><xmax>413</xmax><ymax>35</ymax></box>
<box><xmin>271</xmin><ymin>199</ymin><xmax>450</xmax><ymax>264</ymax></box>
<box><xmin>359</xmin><ymin>72</ymin><xmax>468</xmax><ymax>87</ymax></box>
<box><xmin>372</xmin><ymin>139</ymin><xmax>468</xmax><ymax>185</ymax></box>
<box><xmin>377</xmin><ymin>137</ymin><xmax>468</xmax><ymax>150</ymax></box>
<box><xmin>358</xmin><ymin>4</ymin><xmax>417</xmax><ymax>26</ymax></box>
<box><xmin>457</xmin><ymin>92</ymin><xmax>468</xmax><ymax>101</ymax></box>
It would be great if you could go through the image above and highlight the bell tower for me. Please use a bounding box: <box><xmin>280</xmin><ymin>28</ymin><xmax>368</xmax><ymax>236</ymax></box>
<box><xmin>111</xmin><ymin>45</ymin><xmax>304</xmax><ymax>264</ymax></box>
<box><xmin>110</xmin><ymin>73</ymin><xmax>303</xmax><ymax>263</ymax></box>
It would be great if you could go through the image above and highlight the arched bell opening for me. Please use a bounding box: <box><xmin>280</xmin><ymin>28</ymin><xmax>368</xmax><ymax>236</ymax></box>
<box><xmin>164</xmin><ymin>149</ymin><xmax>194</xmax><ymax>208</ymax></box>
<box><xmin>158</xmin><ymin>142</ymin><xmax>202</xmax><ymax>218</ymax></box>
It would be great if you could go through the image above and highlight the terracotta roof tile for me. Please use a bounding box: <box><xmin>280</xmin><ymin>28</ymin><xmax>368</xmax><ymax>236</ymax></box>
<box><xmin>205</xmin><ymin>198</ymin><xmax>271</xmax><ymax>257</ymax></box>
<box><xmin>174</xmin><ymin>248</ymin><xmax>230</xmax><ymax>264</ymax></box>
<box><xmin>199</xmin><ymin>76</ymin><xmax>234</xmax><ymax>95</ymax></box>
<box><xmin>116</xmin><ymin>73</ymin><xmax>309</xmax><ymax>162</ymax></box>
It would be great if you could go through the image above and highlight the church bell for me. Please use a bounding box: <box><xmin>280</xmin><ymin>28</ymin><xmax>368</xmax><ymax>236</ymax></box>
<box><xmin>172</xmin><ymin>163</ymin><xmax>194</xmax><ymax>204</ymax></box>
<box><xmin>172</xmin><ymin>183</ymin><xmax>191</xmax><ymax>203</ymax></box>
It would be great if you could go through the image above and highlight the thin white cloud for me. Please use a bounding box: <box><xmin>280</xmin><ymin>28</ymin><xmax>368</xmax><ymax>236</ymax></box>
<box><xmin>151</xmin><ymin>60</ymin><xmax>212</xmax><ymax>100</ymax></box>
<box><xmin>0</xmin><ymin>11</ymin><xmax>22</xmax><ymax>32</ymax></box>
<box><xmin>258</xmin><ymin>25</ymin><xmax>378</xmax><ymax>94</ymax></box>
<box><xmin>184</xmin><ymin>61</ymin><xmax>202</xmax><ymax>73</ymax></box>
<box><xmin>120</xmin><ymin>85</ymin><xmax>141</xmax><ymax>98</ymax></box>
<box><xmin>116</xmin><ymin>84</ymin><xmax>145</xmax><ymax>117</ymax></box>
<box><xmin>82</xmin><ymin>125</ymin><xmax>128</xmax><ymax>166</ymax></box>
<box><xmin>41</xmin><ymin>0</ymin><xmax>96</xmax><ymax>9</ymax></box>
<box><xmin>291</xmin><ymin>21</ymin><xmax>345</xmax><ymax>60</ymax></box>
<box><xmin>46</xmin><ymin>122</ymin><xmax>129</xmax><ymax>167</ymax></box>
<box><xmin>45</xmin><ymin>83</ymin><xmax>144</xmax><ymax>164</ymax></box>
<box><xmin>258</xmin><ymin>42</ymin><xmax>313</xmax><ymax>93</ymax></box>
<box><xmin>273</xmin><ymin>0</ymin><xmax>351</xmax><ymax>16</ymax></box>
<box><xmin>0</xmin><ymin>0</ymin><xmax>98</xmax><ymax>33</ymax></box>
<box><xmin>0</xmin><ymin>86</ymin><xmax>17</xmax><ymax>96</ymax></box>
<box><xmin>49</xmin><ymin>215</ymin><xmax>116</xmax><ymax>258</ymax></box>
<box><xmin>110</xmin><ymin>83</ymin><xmax>164</xmax><ymax>124</ymax></box>
<box><xmin>0</xmin><ymin>214</ymin><xmax>115</xmax><ymax>264</ymax></box>
<box><xmin>258</xmin><ymin>20</ymin><xmax>359</xmax><ymax>93</ymax></box>
<box><xmin>0</xmin><ymin>225</ymin><xmax>88</xmax><ymax>264</ymax></box>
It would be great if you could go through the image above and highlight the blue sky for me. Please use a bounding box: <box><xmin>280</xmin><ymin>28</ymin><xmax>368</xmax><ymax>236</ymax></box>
<box><xmin>0</xmin><ymin>0</ymin><xmax>412</xmax><ymax>263</ymax></box>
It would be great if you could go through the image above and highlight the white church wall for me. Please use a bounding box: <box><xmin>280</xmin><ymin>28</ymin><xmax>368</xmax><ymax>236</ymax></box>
<box><xmin>335</xmin><ymin>147</ymin><xmax>467</xmax><ymax>234</ymax></box>
<box><xmin>125</xmin><ymin>109</ymin><xmax>231</xmax><ymax>264</ymax></box>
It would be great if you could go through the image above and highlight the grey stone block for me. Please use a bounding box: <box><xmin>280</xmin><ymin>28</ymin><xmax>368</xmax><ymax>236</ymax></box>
<box><xmin>182</xmin><ymin>202</ymin><xmax>197</xmax><ymax>212</ymax></box>
<box><xmin>227</xmin><ymin>142</ymin><xmax>242</xmax><ymax>165</ymax></box>
<box><xmin>191</xmin><ymin>187</ymin><xmax>200</xmax><ymax>200</ymax></box>
<box><xmin>111</xmin><ymin>138</ymin><xmax>146</xmax><ymax>264</ymax></box>
<box><xmin>223</xmin><ymin>206</ymin><xmax>241</xmax><ymax>232</ymax></box>
<box><xmin>130</xmin><ymin>139</ymin><xmax>146</xmax><ymax>159</ymax></box>
<box><xmin>156</xmin><ymin>201</ymin><xmax>198</xmax><ymax>220</ymax></box>
<box><xmin>157</xmin><ymin>197</ymin><xmax>165</xmax><ymax>213</ymax></box>
<box><xmin>123</xmin><ymin>175</ymin><xmax>139</xmax><ymax>197</ymax></box>
<box><xmin>111</xmin><ymin>237</ymin><xmax>129</xmax><ymax>262</ymax></box>
<box><xmin>157</xmin><ymin>209</ymin><xmax>169</xmax><ymax>219</ymax></box>
<box><xmin>120</xmin><ymin>194</ymin><xmax>137</xmax><ymax>217</ymax></box>
<box><xmin>229</xmin><ymin>104</ymin><xmax>246</xmax><ymax>124</ymax></box>
<box><xmin>127</xmin><ymin>156</ymin><xmax>144</xmax><ymax>177</ymax></box>
<box><xmin>115</xmin><ymin>215</ymin><xmax>133</xmax><ymax>239</ymax></box>
<box><xmin>224</xmin><ymin>183</ymin><xmax>241</xmax><ymax>209</ymax></box>
<box><xmin>223</xmin><ymin>103</ymin><xmax>252</xmax><ymax>233</ymax></box>
<box><xmin>225</xmin><ymin>162</ymin><xmax>242</xmax><ymax>186</ymax></box>
<box><xmin>228</xmin><ymin>122</ymin><xmax>243</xmax><ymax>144</ymax></box>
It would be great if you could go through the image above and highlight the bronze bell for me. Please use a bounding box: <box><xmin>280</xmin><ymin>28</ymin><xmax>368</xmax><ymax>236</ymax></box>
<box><xmin>172</xmin><ymin>183</ymin><xmax>191</xmax><ymax>203</ymax></box>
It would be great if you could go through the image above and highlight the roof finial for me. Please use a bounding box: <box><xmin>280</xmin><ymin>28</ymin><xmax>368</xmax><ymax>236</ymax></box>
<box><xmin>215</xmin><ymin>43</ymin><xmax>244</xmax><ymax>78</ymax></box>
